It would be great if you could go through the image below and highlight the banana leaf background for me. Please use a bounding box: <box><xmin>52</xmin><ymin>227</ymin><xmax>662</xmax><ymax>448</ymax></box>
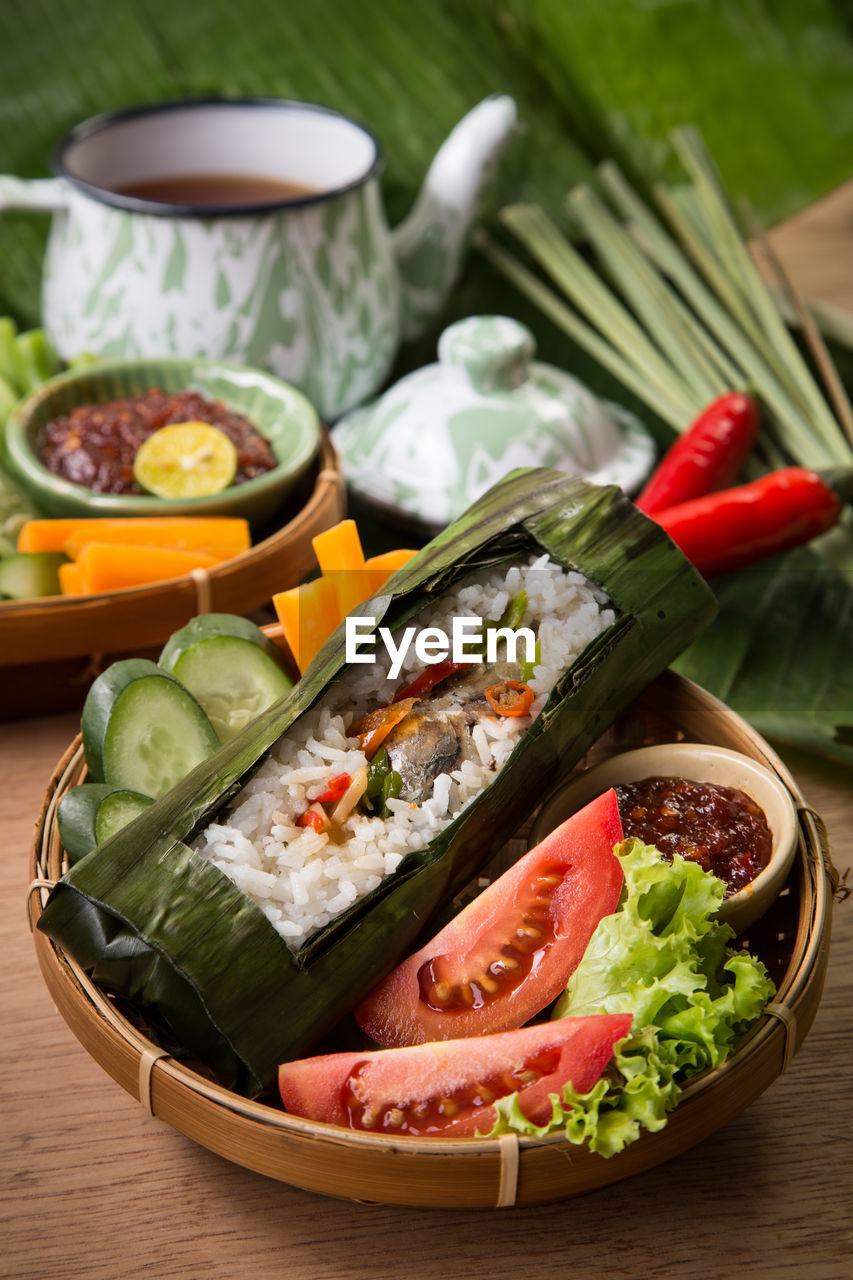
<box><xmin>1</xmin><ymin>0</ymin><xmax>852</xmax><ymax>762</ymax></box>
<box><xmin>3</xmin><ymin>0</ymin><xmax>853</xmax><ymax>326</ymax></box>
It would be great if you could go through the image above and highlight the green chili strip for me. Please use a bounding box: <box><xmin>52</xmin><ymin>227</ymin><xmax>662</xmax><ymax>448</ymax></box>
<box><xmin>519</xmin><ymin>639</ymin><xmax>540</xmax><ymax>683</ymax></box>
<box><xmin>360</xmin><ymin>748</ymin><xmax>391</xmax><ymax>814</ymax></box>
<box><xmin>380</xmin><ymin>770</ymin><xmax>403</xmax><ymax>817</ymax></box>
<box><xmin>478</xmin><ymin>589</ymin><xmax>529</xmax><ymax>658</ymax></box>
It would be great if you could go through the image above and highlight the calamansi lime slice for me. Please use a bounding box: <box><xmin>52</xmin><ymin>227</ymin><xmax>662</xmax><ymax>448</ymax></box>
<box><xmin>133</xmin><ymin>422</ymin><xmax>238</xmax><ymax>498</ymax></box>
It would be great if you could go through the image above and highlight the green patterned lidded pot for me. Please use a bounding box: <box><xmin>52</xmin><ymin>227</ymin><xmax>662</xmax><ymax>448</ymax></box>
<box><xmin>332</xmin><ymin>315</ymin><xmax>657</xmax><ymax>533</ymax></box>
<box><xmin>0</xmin><ymin>97</ymin><xmax>518</xmax><ymax>422</ymax></box>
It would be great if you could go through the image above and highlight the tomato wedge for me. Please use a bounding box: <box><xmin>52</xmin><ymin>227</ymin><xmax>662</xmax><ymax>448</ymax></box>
<box><xmin>356</xmin><ymin>790</ymin><xmax>624</xmax><ymax>1047</ymax></box>
<box><xmin>278</xmin><ymin>1014</ymin><xmax>632</xmax><ymax>1137</ymax></box>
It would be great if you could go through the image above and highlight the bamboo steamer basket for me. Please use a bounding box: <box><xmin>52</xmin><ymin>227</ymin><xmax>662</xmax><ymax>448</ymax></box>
<box><xmin>0</xmin><ymin>433</ymin><xmax>344</xmax><ymax>673</ymax></box>
<box><xmin>28</xmin><ymin>670</ymin><xmax>835</xmax><ymax>1209</ymax></box>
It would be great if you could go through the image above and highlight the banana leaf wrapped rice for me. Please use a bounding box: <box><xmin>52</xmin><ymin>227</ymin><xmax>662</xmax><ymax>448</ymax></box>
<box><xmin>38</xmin><ymin>469</ymin><xmax>717</xmax><ymax>1096</ymax></box>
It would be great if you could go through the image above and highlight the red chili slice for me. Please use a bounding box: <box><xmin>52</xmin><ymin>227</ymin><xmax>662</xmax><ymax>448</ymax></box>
<box><xmin>315</xmin><ymin>773</ymin><xmax>352</xmax><ymax>804</ymax></box>
<box><xmin>355</xmin><ymin>790</ymin><xmax>624</xmax><ymax>1046</ymax></box>
<box><xmin>393</xmin><ymin>660</ymin><xmax>472</xmax><ymax>703</ymax></box>
<box><xmin>278</xmin><ymin>1014</ymin><xmax>632</xmax><ymax>1137</ymax></box>
<box><xmin>484</xmin><ymin>680</ymin><xmax>535</xmax><ymax>717</ymax></box>
<box><xmin>296</xmin><ymin>808</ymin><xmax>326</xmax><ymax>832</ymax></box>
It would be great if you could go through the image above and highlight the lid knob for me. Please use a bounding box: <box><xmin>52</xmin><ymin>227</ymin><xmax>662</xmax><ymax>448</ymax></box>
<box><xmin>437</xmin><ymin>315</ymin><xmax>535</xmax><ymax>393</ymax></box>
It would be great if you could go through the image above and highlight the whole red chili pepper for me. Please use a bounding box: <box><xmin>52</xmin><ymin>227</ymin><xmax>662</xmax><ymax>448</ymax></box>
<box><xmin>636</xmin><ymin>391</ymin><xmax>761</xmax><ymax>515</ymax></box>
<box><xmin>654</xmin><ymin>466</ymin><xmax>853</xmax><ymax>577</ymax></box>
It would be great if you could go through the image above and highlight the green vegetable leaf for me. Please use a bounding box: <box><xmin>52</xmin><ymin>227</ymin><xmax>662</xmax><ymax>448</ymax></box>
<box><xmin>489</xmin><ymin>838</ymin><xmax>774</xmax><ymax>1155</ymax></box>
<box><xmin>489</xmin><ymin>0</ymin><xmax>853</xmax><ymax>227</ymax></box>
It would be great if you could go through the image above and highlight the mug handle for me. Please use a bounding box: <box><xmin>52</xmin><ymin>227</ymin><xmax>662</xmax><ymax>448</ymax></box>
<box><xmin>0</xmin><ymin>176</ymin><xmax>69</xmax><ymax>212</ymax></box>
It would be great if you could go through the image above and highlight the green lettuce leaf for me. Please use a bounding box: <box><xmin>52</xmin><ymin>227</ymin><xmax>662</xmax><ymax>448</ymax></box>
<box><xmin>488</xmin><ymin>838</ymin><xmax>774</xmax><ymax>1155</ymax></box>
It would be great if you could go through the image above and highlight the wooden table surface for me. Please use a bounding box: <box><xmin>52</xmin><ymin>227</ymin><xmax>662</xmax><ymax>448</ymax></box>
<box><xmin>3</xmin><ymin>189</ymin><xmax>853</xmax><ymax>1280</ymax></box>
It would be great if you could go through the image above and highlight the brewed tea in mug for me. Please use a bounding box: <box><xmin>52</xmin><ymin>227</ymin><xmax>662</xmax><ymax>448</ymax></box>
<box><xmin>116</xmin><ymin>173</ymin><xmax>316</xmax><ymax>206</ymax></box>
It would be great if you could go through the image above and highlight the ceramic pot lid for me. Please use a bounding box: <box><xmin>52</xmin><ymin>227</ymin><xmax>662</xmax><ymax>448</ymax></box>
<box><xmin>332</xmin><ymin>315</ymin><xmax>656</xmax><ymax>532</ymax></box>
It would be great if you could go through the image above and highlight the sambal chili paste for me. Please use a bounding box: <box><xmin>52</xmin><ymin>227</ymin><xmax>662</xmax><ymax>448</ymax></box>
<box><xmin>614</xmin><ymin>775</ymin><xmax>772</xmax><ymax>896</ymax></box>
<box><xmin>38</xmin><ymin>388</ymin><xmax>277</xmax><ymax>495</ymax></box>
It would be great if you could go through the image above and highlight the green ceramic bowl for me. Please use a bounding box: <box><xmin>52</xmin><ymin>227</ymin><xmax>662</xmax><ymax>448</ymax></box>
<box><xmin>3</xmin><ymin>358</ymin><xmax>321</xmax><ymax>525</ymax></box>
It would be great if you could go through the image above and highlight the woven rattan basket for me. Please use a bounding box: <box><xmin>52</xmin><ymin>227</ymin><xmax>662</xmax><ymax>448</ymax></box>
<box><xmin>1</xmin><ymin>434</ymin><xmax>344</xmax><ymax>713</ymax></box>
<box><xmin>28</xmin><ymin>670</ymin><xmax>834</xmax><ymax>1209</ymax></box>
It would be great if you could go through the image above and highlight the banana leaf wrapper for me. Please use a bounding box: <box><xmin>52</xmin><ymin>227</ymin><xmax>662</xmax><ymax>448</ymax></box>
<box><xmin>38</xmin><ymin>468</ymin><xmax>717</xmax><ymax>1096</ymax></box>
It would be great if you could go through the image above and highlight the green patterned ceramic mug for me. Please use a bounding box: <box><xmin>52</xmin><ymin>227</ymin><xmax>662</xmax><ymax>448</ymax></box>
<box><xmin>0</xmin><ymin>96</ymin><xmax>517</xmax><ymax>420</ymax></box>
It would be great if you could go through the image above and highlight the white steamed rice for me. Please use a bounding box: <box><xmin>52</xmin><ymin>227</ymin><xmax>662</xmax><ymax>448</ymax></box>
<box><xmin>193</xmin><ymin>556</ymin><xmax>614</xmax><ymax>948</ymax></box>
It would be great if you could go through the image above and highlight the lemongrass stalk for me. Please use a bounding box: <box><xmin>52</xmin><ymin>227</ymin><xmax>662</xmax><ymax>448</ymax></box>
<box><xmin>790</xmin><ymin>298</ymin><xmax>853</xmax><ymax>351</ymax></box>
<box><xmin>672</xmin><ymin>127</ymin><xmax>848</xmax><ymax>455</ymax></box>
<box><xmin>649</xmin><ymin>274</ymin><xmax>745</xmax><ymax>390</ymax></box>
<box><xmin>673</xmin><ymin>127</ymin><xmax>785</xmax><ymax>342</ymax></box>
<box><xmin>653</xmin><ymin>184</ymin><xmax>815</xmax><ymax>409</ymax></box>
<box><xmin>743</xmin><ymin>199</ymin><xmax>853</xmax><ymax>449</ymax></box>
<box><xmin>675</xmin><ymin>137</ymin><xmax>777</xmax><ymax>340</ymax></box>
<box><xmin>675</xmin><ymin>177</ymin><xmax>834</xmax><ymax>426</ymax></box>
<box><xmin>644</xmin><ymin>185</ymin><xmax>842</xmax><ymax>466</ymax></box>
<box><xmin>597</xmin><ymin>160</ymin><xmax>843</xmax><ymax>461</ymax></box>
<box><xmin>502</xmin><ymin>196</ymin><xmax>818</xmax><ymax>458</ymax></box>
<box><xmin>503</xmin><ymin>203</ymin><xmax>682</xmax><ymax>398</ymax></box>
<box><xmin>600</xmin><ymin>162</ymin><xmax>764</xmax><ymax>383</ymax></box>
<box><xmin>567</xmin><ymin>184</ymin><xmax>724</xmax><ymax>406</ymax></box>
<box><xmin>501</xmin><ymin>204</ymin><xmax>698</xmax><ymax>421</ymax></box>
<box><xmin>600</xmin><ymin>161</ymin><xmax>747</xmax><ymax>391</ymax></box>
<box><xmin>665</xmin><ymin>186</ymin><xmax>765</xmax><ymax>338</ymax></box>
<box><xmin>641</xmin><ymin>272</ymin><xmax>735</xmax><ymax>402</ymax></box>
<box><xmin>473</xmin><ymin>230</ymin><xmax>690</xmax><ymax>429</ymax></box>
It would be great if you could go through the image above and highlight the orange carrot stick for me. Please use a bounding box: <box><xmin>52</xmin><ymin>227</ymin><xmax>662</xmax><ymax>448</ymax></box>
<box><xmin>364</xmin><ymin>548</ymin><xmax>418</xmax><ymax>594</ymax></box>
<box><xmin>57</xmin><ymin>561</ymin><xmax>86</xmax><ymax>595</ymax></box>
<box><xmin>273</xmin><ymin>577</ymin><xmax>340</xmax><ymax>673</ymax></box>
<box><xmin>18</xmin><ymin>516</ymin><xmax>251</xmax><ymax>558</ymax></box>
<box><xmin>312</xmin><ymin>519</ymin><xmax>366</xmax><ymax>572</ymax></box>
<box><xmin>312</xmin><ymin>519</ymin><xmax>369</xmax><ymax>619</ymax></box>
<box><xmin>74</xmin><ymin>542</ymin><xmax>220</xmax><ymax>593</ymax></box>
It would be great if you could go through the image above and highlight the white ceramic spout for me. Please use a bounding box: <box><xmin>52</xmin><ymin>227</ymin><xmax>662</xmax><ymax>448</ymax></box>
<box><xmin>392</xmin><ymin>95</ymin><xmax>519</xmax><ymax>341</ymax></box>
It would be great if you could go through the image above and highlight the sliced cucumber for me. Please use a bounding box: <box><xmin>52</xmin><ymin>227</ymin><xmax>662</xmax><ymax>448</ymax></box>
<box><xmin>57</xmin><ymin>782</ymin><xmax>153</xmax><ymax>864</ymax></box>
<box><xmin>96</xmin><ymin>789</ymin><xmax>154</xmax><ymax>844</ymax></box>
<box><xmin>81</xmin><ymin>658</ymin><xmax>219</xmax><ymax>796</ymax></box>
<box><xmin>169</xmin><ymin>636</ymin><xmax>293</xmax><ymax>741</ymax></box>
<box><xmin>159</xmin><ymin>613</ymin><xmax>292</xmax><ymax>742</ymax></box>
<box><xmin>158</xmin><ymin>612</ymin><xmax>286</xmax><ymax>669</ymax></box>
<box><xmin>0</xmin><ymin>551</ymin><xmax>67</xmax><ymax>599</ymax></box>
